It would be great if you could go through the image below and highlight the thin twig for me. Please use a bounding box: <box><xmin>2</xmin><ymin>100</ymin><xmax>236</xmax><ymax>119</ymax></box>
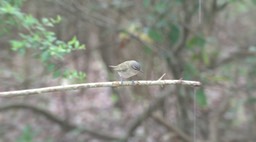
<box><xmin>0</xmin><ymin>80</ymin><xmax>201</xmax><ymax>97</ymax></box>
<box><xmin>157</xmin><ymin>73</ymin><xmax>166</xmax><ymax>87</ymax></box>
<box><xmin>157</xmin><ymin>73</ymin><xmax>166</xmax><ymax>80</ymax></box>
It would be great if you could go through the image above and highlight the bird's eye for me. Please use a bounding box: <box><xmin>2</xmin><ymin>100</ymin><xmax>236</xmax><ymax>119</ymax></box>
<box><xmin>132</xmin><ymin>64</ymin><xmax>140</xmax><ymax>71</ymax></box>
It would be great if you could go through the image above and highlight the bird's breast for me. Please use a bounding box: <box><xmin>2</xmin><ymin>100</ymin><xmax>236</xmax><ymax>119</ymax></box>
<box><xmin>117</xmin><ymin>68</ymin><xmax>139</xmax><ymax>79</ymax></box>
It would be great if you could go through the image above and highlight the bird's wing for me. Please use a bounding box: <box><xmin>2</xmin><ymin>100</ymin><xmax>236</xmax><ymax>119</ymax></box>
<box><xmin>109</xmin><ymin>64</ymin><xmax>128</xmax><ymax>72</ymax></box>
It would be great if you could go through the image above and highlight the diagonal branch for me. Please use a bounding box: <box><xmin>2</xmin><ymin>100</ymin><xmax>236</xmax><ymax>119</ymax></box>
<box><xmin>0</xmin><ymin>103</ymin><xmax>123</xmax><ymax>141</ymax></box>
<box><xmin>122</xmin><ymin>88</ymin><xmax>174</xmax><ymax>141</ymax></box>
<box><xmin>0</xmin><ymin>103</ymin><xmax>74</xmax><ymax>130</ymax></box>
<box><xmin>151</xmin><ymin>114</ymin><xmax>192</xmax><ymax>142</ymax></box>
<box><xmin>0</xmin><ymin>80</ymin><xmax>201</xmax><ymax>97</ymax></box>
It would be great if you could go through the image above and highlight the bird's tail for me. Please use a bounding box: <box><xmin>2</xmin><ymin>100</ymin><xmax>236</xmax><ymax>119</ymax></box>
<box><xmin>109</xmin><ymin>65</ymin><xmax>118</xmax><ymax>70</ymax></box>
<box><xmin>109</xmin><ymin>66</ymin><xmax>119</xmax><ymax>71</ymax></box>
<box><xmin>109</xmin><ymin>65</ymin><xmax>116</xmax><ymax>68</ymax></box>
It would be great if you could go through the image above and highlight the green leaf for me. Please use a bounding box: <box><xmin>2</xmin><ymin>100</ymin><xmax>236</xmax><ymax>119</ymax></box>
<box><xmin>111</xmin><ymin>94</ymin><xmax>119</xmax><ymax>103</ymax></box>
<box><xmin>47</xmin><ymin>63</ymin><xmax>56</xmax><ymax>72</ymax></box>
<box><xmin>11</xmin><ymin>0</ymin><xmax>25</xmax><ymax>7</ymax></box>
<box><xmin>41</xmin><ymin>51</ymin><xmax>50</xmax><ymax>62</ymax></box>
<box><xmin>17</xmin><ymin>125</ymin><xmax>36</xmax><ymax>142</ymax></box>
<box><xmin>53</xmin><ymin>70</ymin><xmax>62</xmax><ymax>78</ymax></box>
<box><xmin>24</xmin><ymin>15</ymin><xmax>38</xmax><ymax>27</ymax></box>
<box><xmin>143</xmin><ymin>46</ymin><xmax>153</xmax><ymax>54</ymax></box>
<box><xmin>63</xmin><ymin>70</ymin><xmax>86</xmax><ymax>82</ymax></box>
<box><xmin>42</xmin><ymin>17</ymin><xmax>54</xmax><ymax>27</ymax></box>
<box><xmin>42</xmin><ymin>18</ymin><xmax>49</xmax><ymax>24</ymax></box>
<box><xmin>201</xmin><ymin>49</ymin><xmax>210</xmax><ymax>65</ymax></box>
<box><xmin>148</xmin><ymin>28</ymin><xmax>163</xmax><ymax>42</ymax></box>
<box><xmin>68</xmin><ymin>36</ymin><xmax>77</xmax><ymax>45</ymax></box>
<box><xmin>195</xmin><ymin>88</ymin><xmax>207</xmax><ymax>107</ymax></box>
<box><xmin>10</xmin><ymin>40</ymin><xmax>24</xmax><ymax>50</ymax></box>
<box><xmin>187</xmin><ymin>36</ymin><xmax>206</xmax><ymax>48</ymax></box>
<box><xmin>0</xmin><ymin>3</ymin><xmax>16</xmax><ymax>14</ymax></box>
<box><xmin>78</xmin><ymin>44</ymin><xmax>86</xmax><ymax>49</ymax></box>
<box><xmin>1</xmin><ymin>1</ymin><xmax>85</xmax><ymax>80</ymax></box>
<box><xmin>49</xmin><ymin>15</ymin><xmax>62</xmax><ymax>23</ymax></box>
<box><xmin>168</xmin><ymin>24</ymin><xmax>180</xmax><ymax>46</ymax></box>
<box><xmin>183</xmin><ymin>63</ymin><xmax>198</xmax><ymax>80</ymax></box>
<box><xmin>74</xmin><ymin>40</ymin><xmax>80</xmax><ymax>48</ymax></box>
<box><xmin>10</xmin><ymin>40</ymin><xmax>26</xmax><ymax>54</ymax></box>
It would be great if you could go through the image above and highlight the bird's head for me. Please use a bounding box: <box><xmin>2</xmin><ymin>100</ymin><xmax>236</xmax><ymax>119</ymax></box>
<box><xmin>131</xmin><ymin>61</ymin><xmax>143</xmax><ymax>73</ymax></box>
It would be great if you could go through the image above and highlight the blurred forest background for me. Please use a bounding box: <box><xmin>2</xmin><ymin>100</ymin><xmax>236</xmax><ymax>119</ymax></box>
<box><xmin>0</xmin><ymin>0</ymin><xmax>256</xmax><ymax>142</ymax></box>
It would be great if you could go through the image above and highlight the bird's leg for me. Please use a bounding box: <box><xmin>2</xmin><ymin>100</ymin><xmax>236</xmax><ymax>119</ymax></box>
<box><xmin>120</xmin><ymin>76</ymin><xmax>124</xmax><ymax>85</ymax></box>
<box><xmin>131</xmin><ymin>76</ymin><xmax>135</xmax><ymax>85</ymax></box>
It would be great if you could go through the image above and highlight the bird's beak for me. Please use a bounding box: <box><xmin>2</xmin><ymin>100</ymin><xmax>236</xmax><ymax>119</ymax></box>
<box><xmin>139</xmin><ymin>70</ymin><xmax>143</xmax><ymax>73</ymax></box>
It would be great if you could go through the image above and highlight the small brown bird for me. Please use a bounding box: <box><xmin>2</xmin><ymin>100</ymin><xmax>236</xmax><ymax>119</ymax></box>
<box><xmin>109</xmin><ymin>60</ymin><xmax>142</xmax><ymax>83</ymax></box>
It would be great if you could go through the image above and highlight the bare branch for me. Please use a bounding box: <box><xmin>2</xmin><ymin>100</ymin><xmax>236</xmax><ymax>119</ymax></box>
<box><xmin>0</xmin><ymin>80</ymin><xmax>201</xmax><ymax>97</ymax></box>
<box><xmin>0</xmin><ymin>103</ymin><xmax>122</xmax><ymax>141</ymax></box>
<box><xmin>0</xmin><ymin>103</ymin><xmax>74</xmax><ymax>130</ymax></box>
<box><xmin>173</xmin><ymin>1</ymin><xmax>195</xmax><ymax>54</ymax></box>
<box><xmin>123</xmin><ymin>88</ymin><xmax>174</xmax><ymax>141</ymax></box>
<box><xmin>151</xmin><ymin>114</ymin><xmax>192</xmax><ymax>142</ymax></box>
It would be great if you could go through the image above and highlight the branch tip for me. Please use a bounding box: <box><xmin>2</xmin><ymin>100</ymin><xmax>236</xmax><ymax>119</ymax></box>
<box><xmin>157</xmin><ymin>73</ymin><xmax>166</xmax><ymax>80</ymax></box>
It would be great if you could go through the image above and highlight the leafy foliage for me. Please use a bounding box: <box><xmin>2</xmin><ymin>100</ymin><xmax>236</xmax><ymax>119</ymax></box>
<box><xmin>186</xmin><ymin>35</ymin><xmax>206</xmax><ymax>49</ymax></box>
<box><xmin>0</xmin><ymin>0</ymin><xmax>86</xmax><ymax>81</ymax></box>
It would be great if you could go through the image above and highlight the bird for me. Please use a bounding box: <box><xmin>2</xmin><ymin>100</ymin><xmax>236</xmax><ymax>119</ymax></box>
<box><xmin>109</xmin><ymin>60</ymin><xmax>143</xmax><ymax>84</ymax></box>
